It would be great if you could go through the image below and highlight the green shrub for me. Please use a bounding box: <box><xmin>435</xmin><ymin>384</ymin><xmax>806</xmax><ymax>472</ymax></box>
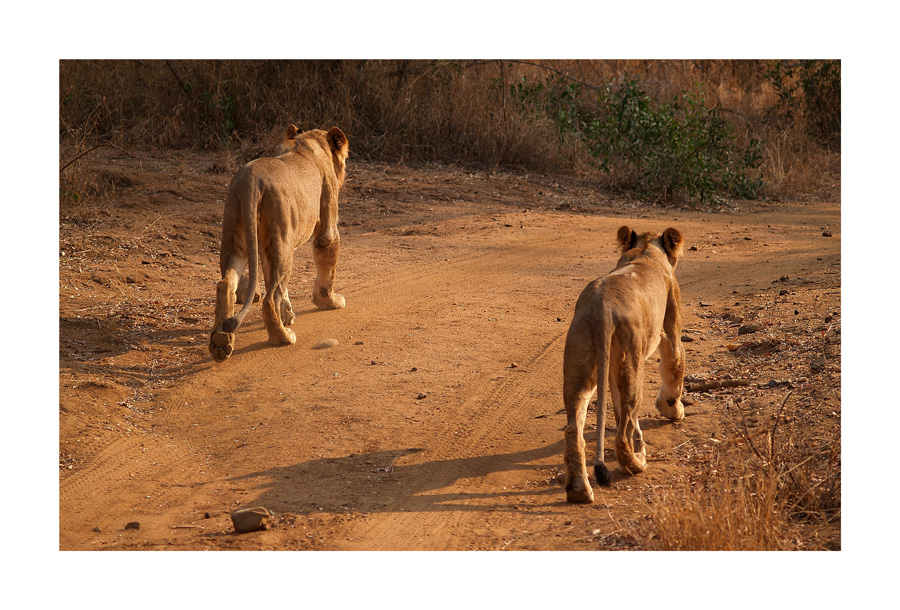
<box><xmin>513</xmin><ymin>76</ymin><xmax>763</xmax><ymax>204</ymax></box>
<box><xmin>510</xmin><ymin>74</ymin><xmax>586</xmax><ymax>140</ymax></box>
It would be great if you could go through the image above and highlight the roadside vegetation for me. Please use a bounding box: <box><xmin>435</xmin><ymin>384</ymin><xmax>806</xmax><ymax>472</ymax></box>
<box><xmin>60</xmin><ymin>59</ymin><xmax>839</xmax><ymax>208</ymax></box>
<box><xmin>638</xmin><ymin>396</ymin><xmax>841</xmax><ymax>550</ymax></box>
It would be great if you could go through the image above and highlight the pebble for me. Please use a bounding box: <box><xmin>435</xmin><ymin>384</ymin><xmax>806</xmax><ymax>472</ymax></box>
<box><xmin>124</xmin><ymin>521</ymin><xmax>140</xmax><ymax>530</ymax></box>
<box><xmin>738</xmin><ymin>323</ymin><xmax>762</xmax><ymax>335</ymax></box>
<box><xmin>312</xmin><ymin>338</ymin><xmax>339</xmax><ymax>350</ymax></box>
<box><xmin>416</xmin><ymin>393</ymin><xmax>428</xmax><ymax>400</ymax></box>
<box><xmin>810</xmin><ymin>355</ymin><xmax>827</xmax><ymax>373</ymax></box>
<box><xmin>230</xmin><ymin>507</ymin><xmax>273</xmax><ymax>534</ymax></box>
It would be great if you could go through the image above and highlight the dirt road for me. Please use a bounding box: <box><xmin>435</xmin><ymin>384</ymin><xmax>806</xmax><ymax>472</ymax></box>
<box><xmin>59</xmin><ymin>153</ymin><xmax>840</xmax><ymax>550</ymax></box>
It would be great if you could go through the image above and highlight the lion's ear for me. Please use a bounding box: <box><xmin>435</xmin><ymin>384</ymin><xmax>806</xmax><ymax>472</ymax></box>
<box><xmin>617</xmin><ymin>225</ymin><xmax>637</xmax><ymax>251</ymax></box>
<box><xmin>286</xmin><ymin>124</ymin><xmax>300</xmax><ymax>139</ymax></box>
<box><xmin>326</xmin><ymin>127</ymin><xmax>349</xmax><ymax>156</ymax></box>
<box><xmin>661</xmin><ymin>228</ymin><xmax>684</xmax><ymax>265</ymax></box>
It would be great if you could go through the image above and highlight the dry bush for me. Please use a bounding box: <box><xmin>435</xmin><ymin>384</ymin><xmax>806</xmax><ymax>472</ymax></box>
<box><xmin>60</xmin><ymin>87</ymin><xmax>114</xmax><ymax>213</ymax></box>
<box><xmin>58</xmin><ymin>60</ymin><xmax>572</xmax><ymax>169</ymax></box>
<box><xmin>643</xmin><ymin>467</ymin><xmax>791</xmax><ymax>551</ymax></box>
<box><xmin>638</xmin><ymin>394</ymin><xmax>841</xmax><ymax>551</ymax></box>
<box><xmin>759</xmin><ymin>121</ymin><xmax>837</xmax><ymax>199</ymax></box>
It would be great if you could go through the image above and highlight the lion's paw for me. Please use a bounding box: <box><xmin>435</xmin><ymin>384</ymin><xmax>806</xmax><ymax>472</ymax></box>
<box><xmin>619</xmin><ymin>458</ymin><xmax>646</xmax><ymax>476</ymax></box>
<box><xmin>281</xmin><ymin>309</ymin><xmax>297</xmax><ymax>327</ymax></box>
<box><xmin>313</xmin><ymin>291</ymin><xmax>346</xmax><ymax>310</ymax></box>
<box><xmin>656</xmin><ymin>395</ymin><xmax>685</xmax><ymax>421</ymax></box>
<box><xmin>615</xmin><ymin>439</ymin><xmax>647</xmax><ymax>476</ymax></box>
<box><xmin>565</xmin><ymin>482</ymin><xmax>595</xmax><ymax>504</ymax></box>
<box><xmin>209</xmin><ymin>330</ymin><xmax>235</xmax><ymax>362</ymax></box>
<box><xmin>268</xmin><ymin>327</ymin><xmax>297</xmax><ymax>346</ymax></box>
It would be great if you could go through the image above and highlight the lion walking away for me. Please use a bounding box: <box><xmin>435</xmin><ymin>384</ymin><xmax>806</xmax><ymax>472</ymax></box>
<box><xmin>562</xmin><ymin>226</ymin><xmax>686</xmax><ymax>503</ymax></box>
<box><xmin>208</xmin><ymin>125</ymin><xmax>350</xmax><ymax>362</ymax></box>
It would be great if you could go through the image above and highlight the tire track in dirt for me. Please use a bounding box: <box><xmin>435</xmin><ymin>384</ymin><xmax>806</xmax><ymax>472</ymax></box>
<box><xmin>335</xmin><ymin>223</ymin><xmax>577</xmax><ymax>550</ymax></box>
<box><xmin>59</xmin><ymin>427</ymin><xmax>199</xmax><ymax>547</ymax></box>
<box><xmin>355</xmin><ymin>331</ymin><xmax>567</xmax><ymax>550</ymax></box>
<box><xmin>335</xmin><ymin>346</ymin><xmax>568</xmax><ymax>549</ymax></box>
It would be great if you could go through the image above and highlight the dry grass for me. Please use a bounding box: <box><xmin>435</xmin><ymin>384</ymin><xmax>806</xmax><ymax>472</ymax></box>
<box><xmin>637</xmin><ymin>394</ymin><xmax>841</xmax><ymax>551</ymax></box>
<box><xmin>59</xmin><ymin>87</ymin><xmax>114</xmax><ymax>212</ymax></box>
<box><xmin>59</xmin><ymin>60</ymin><xmax>838</xmax><ymax>205</ymax></box>
<box><xmin>759</xmin><ymin>121</ymin><xmax>838</xmax><ymax>199</ymax></box>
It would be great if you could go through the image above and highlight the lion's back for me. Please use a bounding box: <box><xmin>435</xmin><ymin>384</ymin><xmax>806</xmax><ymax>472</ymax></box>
<box><xmin>227</xmin><ymin>156</ymin><xmax>322</xmax><ymax>217</ymax></box>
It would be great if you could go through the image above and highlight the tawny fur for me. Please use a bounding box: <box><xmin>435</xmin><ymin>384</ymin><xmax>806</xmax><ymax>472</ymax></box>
<box><xmin>209</xmin><ymin>125</ymin><xmax>350</xmax><ymax>362</ymax></box>
<box><xmin>562</xmin><ymin>225</ymin><xmax>686</xmax><ymax>504</ymax></box>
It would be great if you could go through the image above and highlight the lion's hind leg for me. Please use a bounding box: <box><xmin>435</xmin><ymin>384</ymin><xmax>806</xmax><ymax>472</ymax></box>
<box><xmin>611</xmin><ymin>350</ymin><xmax>647</xmax><ymax>475</ymax></box>
<box><xmin>235</xmin><ymin>273</ymin><xmax>260</xmax><ymax>305</ymax></box>
<box><xmin>260</xmin><ymin>251</ymin><xmax>297</xmax><ymax>346</ymax></box>
<box><xmin>562</xmin><ymin>327</ymin><xmax>597</xmax><ymax>504</ymax></box>
<box><xmin>279</xmin><ymin>288</ymin><xmax>297</xmax><ymax>327</ymax></box>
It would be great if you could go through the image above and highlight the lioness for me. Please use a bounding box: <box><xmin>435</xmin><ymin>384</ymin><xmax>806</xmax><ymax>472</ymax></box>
<box><xmin>562</xmin><ymin>226</ymin><xmax>686</xmax><ymax>503</ymax></box>
<box><xmin>208</xmin><ymin>125</ymin><xmax>350</xmax><ymax>362</ymax></box>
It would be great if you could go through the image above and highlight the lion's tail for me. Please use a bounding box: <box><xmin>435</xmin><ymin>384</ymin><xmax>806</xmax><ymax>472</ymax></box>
<box><xmin>222</xmin><ymin>180</ymin><xmax>262</xmax><ymax>334</ymax></box>
<box><xmin>592</xmin><ymin>313</ymin><xmax>613</xmax><ymax>487</ymax></box>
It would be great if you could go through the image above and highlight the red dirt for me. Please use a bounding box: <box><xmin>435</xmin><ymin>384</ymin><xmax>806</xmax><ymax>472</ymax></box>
<box><xmin>59</xmin><ymin>150</ymin><xmax>840</xmax><ymax>551</ymax></box>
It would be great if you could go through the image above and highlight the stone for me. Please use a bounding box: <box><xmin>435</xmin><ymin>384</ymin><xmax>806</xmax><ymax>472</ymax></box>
<box><xmin>811</xmin><ymin>355</ymin><xmax>827</xmax><ymax>373</ymax></box>
<box><xmin>738</xmin><ymin>323</ymin><xmax>762</xmax><ymax>335</ymax></box>
<box><xmin>230</xmin><ymin>507</ymin><xmax>273</xmax><ymax>534</ymax></box>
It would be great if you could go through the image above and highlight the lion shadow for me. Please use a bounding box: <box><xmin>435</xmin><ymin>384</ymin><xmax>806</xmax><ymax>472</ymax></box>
<box><xmin>60</xmin><ymin>312</ymin><xmax>212</xmax><ymax>384</ymax></box>
<box><xmin>223</xmin><ymin>422</ymin><xmax>667</xmax><ymax>518</ymax></box>
<box><xmin>226</xmin><ymin>440</ymin><xmax>572</xmax><ymax>518</ymax></box>
<box><xmin>60</xmin><ymin>303</ymin><xmax>334</xmax><ymax>386</ymax></box>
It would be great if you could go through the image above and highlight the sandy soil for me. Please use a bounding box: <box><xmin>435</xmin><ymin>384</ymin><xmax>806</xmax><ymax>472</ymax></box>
<box><xmin>59</xmin><ymin>150</ymin><xmax>840</xmax><ymax>550</ymax></box>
